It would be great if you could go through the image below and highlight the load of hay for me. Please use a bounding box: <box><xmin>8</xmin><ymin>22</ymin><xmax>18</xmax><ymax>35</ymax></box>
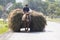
<box><xmin>8</xmin><ymin>8</ymin><xmax>47</xmax><ymax>32</ymax></box>
<box><xmin>30</xmin><ymin>11</ymin><xmax>47</xmax><ymax>32</ymax></box>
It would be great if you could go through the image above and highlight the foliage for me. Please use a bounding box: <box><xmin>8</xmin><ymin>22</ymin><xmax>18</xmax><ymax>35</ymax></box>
<box><xmin>0</xmin><ymin>0</ymin><xmax>60</xmax><ymax>17</ymax></box>
<box><xmin>0</xmin><ymin>19</ymin><xmax>8</xmax><ymax>34</ymax></box>
<box><xmin>27</xmin><ymin>0</ymin><xmax>48</xmax><ymax>14</ymax></box>
<box><xmin>25</xmin><ymin>0</ymin><xmax>60</xmax><ymax>16</ymax></box>
<box><xmin>0</xmin><ymin>5</ymin><xmax>3</xmax><ymax>18</ymax></box>
<box><xmin>46</xmin><ymin>17</ymin><xmax>60</xmax><ymax>23</ymax></box>
<box><xmin>9</xmin><ymin>3</ymin><xmax>23</xmax><ymax>13</ymax></box>
<box><xmin>0</xmin><ymin>6</ymin><xmax>3</xmax><ymax>11</ymax></box>
<box><xmin>0</xmin><ymin>0</ymin><xmax>15</xmax><ymax>6</ymax></box>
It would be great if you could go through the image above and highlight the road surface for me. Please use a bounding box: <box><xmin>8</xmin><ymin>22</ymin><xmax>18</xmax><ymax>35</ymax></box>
<box><xmin>0</xmin><ymin>21</ymin><xmax>60</xmax><ymax>40</ymax></box>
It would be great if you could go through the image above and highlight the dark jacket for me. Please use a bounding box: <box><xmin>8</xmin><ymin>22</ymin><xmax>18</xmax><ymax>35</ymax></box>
<box><xmin>23</xmin><ymin>7</ymin><xmax>29</xmax><ymax>12</ymax></box>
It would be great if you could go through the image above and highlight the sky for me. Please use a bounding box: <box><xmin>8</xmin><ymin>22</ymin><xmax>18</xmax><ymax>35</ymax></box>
<box><xmin>42</xmin><ymin>0</ymin><xmax>46</xmax><ymax>1</ymax></box>
<box><xmin>16</xmin><ymin>0</ymin><xmax>46</xmax><ymax>3</ymax></box>
<box><xmin>16</xmin><ymin>0</ymin><xmax>24</xmax><ymax>3</ymax></box>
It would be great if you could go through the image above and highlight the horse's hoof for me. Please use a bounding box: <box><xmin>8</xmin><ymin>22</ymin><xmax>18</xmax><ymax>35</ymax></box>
<box><xmin>25</xmin><ymin>30</ymin><xmax>29</xmax><ymax>32</ymax></box>
<box><xmin>27</xmin><ymin>31</ymin><xmax>29</xmax><ymax>32</ymax></box>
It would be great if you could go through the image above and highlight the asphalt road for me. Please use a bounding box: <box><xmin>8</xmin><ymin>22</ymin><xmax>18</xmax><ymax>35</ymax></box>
<box><xmin>0</xmin><ymin>21</ymin><xmax>60</xmax><ymax>40</ymax></box>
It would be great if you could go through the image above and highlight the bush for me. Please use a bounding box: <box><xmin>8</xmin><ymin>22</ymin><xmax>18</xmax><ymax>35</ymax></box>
<box><xmin>0</xmin><ymin>19</ymin><xmax>8</xmax><ymax>34</ymax></box>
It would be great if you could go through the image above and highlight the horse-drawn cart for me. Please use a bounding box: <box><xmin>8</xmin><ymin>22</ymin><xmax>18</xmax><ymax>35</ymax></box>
<box><xmin>8</xmin><ymin>9</ymin><xmax>47</xmax><ymax>32</ymax></box>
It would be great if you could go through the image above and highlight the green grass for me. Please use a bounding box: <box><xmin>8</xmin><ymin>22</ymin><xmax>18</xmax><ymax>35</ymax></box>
<box><xmin>46</xmin><ymin>17</ymin><xmax>60</xmax><ymax>23</ymax></box>
<box><xmin>0</xmin><ymin>19</ymin><xmax>8</xmax><ymax>34</ymax></box>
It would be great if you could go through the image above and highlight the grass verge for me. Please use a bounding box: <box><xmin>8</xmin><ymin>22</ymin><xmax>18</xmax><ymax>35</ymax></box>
<box><xmin>0</xmin><ymin>19</ymin><xmax>8</xmax><ymax>34</ymax></box>
<box><xmin>46</xmin><ymin>17</ymin><xmax>60</xmax><ymax>23</ymax></box>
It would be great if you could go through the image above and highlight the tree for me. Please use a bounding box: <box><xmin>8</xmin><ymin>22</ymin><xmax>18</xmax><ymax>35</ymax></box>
<box><xmin>25</xmin><ymin>0</ymin><xmax>48</xmax><ymax>15</ymax></box>
<box><xmin>47</xmin><ymin>0</ymin><xmax>60</xmax><ymax>15</ymax></box>
<box><xmin>8</xmin><ymin>3</ymin><xmax>23</xmax><ymax>13</ymax></box>
<box><xmin>0</xmin><ymin>0</ymin><xmax>15</xmax><ymax>6</ymax></box>
<box><xmin>0</xmin><ymin>5</ymin><xmax>3</xmax><ymax>18</ymax></box>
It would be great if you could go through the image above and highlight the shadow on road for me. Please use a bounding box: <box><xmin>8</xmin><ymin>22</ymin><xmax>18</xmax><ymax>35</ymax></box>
<box><xmin>13</xmin><ymin>30</ymin><xmax>53</xmax><ymax>34</ymax></box>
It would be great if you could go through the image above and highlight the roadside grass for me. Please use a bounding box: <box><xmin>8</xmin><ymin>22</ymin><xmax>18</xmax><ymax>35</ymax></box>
<box><xmin>46</xmin><ymin>17</ymin><xmax>60</xmax><ymax>23</ymax></box>
<box><xmin>0</xmin><ymin>19</ymin><xmax>8</xmax><ymax>34</ymax></box>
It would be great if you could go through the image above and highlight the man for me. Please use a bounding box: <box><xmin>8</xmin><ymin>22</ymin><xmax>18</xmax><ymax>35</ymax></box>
<box><xmin>22</xmin><ymin>4</ymin><xmax>31</xmax><ymax>21</ymax></box>
<box><xmin>23</xmin><ymin>4</ymin><xmax>30</xmax><ymax>13</ymax></box>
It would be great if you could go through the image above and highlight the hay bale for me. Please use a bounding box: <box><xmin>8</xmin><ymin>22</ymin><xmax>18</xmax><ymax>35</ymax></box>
<box><xmin>8</xmin><ymin>9</ymin><xmax>47</xmax><ymax>32</ymax></box>
<box><xmin>8</xmin><ymin>9</ymin><xmax>23</xmax><ymax>32</ymax></box>
<box><xmin>30</xmin><ymin>11</ymin><xmax>47</xmax><ymax>32</ymax></box>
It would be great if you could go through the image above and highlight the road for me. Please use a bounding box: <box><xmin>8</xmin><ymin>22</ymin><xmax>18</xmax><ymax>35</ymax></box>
<box><xmin>0</xmin><ymin>21</ymin><xmax>60</xmax><ymax>40</ymax></box>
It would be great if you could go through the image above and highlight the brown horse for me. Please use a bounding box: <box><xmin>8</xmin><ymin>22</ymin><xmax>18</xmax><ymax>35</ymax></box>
<box><xmin>22</xmin><ymin>12</ymin><xmax>31</xmax><ymax>32</ymax></box>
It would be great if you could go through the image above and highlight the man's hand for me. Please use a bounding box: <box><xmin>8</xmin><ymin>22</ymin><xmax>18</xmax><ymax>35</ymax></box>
<box><xmin>26</xmin><ymin>12</ymin><xmax>29</xmax><ymax>15</ymax></box>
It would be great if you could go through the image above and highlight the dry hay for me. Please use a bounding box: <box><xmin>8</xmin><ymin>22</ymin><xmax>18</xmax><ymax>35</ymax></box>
<box><xmin>8</xmin><ymin>8</ymin><xmax>47</xmax><ymax>32</ymax></box>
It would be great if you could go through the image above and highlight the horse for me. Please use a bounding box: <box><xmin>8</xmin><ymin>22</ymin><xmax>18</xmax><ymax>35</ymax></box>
<box><xmin>22</xmin><ymin>12</ymin><xmax>31</xmax><ymax>32</ymax></box>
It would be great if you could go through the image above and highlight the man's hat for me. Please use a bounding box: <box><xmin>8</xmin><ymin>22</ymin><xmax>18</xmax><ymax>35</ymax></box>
<box><xmin>25</xmin><ymin>4</ymin><xmax>28</xmax><ymax>6</ymax></box>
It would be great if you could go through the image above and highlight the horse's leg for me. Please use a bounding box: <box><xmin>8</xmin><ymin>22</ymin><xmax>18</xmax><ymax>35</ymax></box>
<box><xmin>25</xmin><ymin>22</ymin><xmax>27</xmax><ymax>32</ymax></box>
<box><xmin>26</xmin><ymin>14</ymin><xmax>31</xmax><ymax>32</ymax></box>
<box><xmin>26</xmin><ymin>22</ymin><xmax>29</xmax><ymax>32</ymax></box>
<box><xmin>25</xmin><ymin>21</ymin><xmax>28</xmax><ymax>32</ymax></box>
<box><xmin>26</xmin><ymin>15</ymin><xmax>29</xmax><ymax>32</ymax></box>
